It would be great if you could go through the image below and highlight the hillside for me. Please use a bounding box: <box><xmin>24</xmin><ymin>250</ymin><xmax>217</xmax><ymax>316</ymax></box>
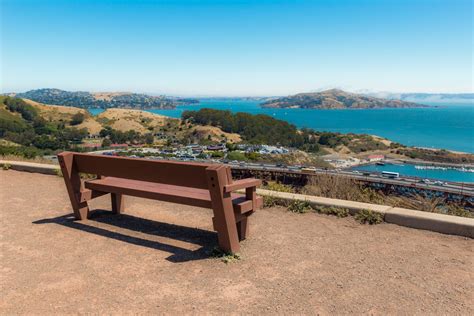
<box><xmin>10</xmin><ymin>88</ymin><xmax>199</xmax><ymax>109</ymax></box>
<box><xmin>261</xmin><ymin>89</ymin><xmax>427</xmax><ymax>109</ymax></box>
<box><xmin>0</xmin><ymin>97</ymin><xmax>240</xmax><ymax>156</ymax></box>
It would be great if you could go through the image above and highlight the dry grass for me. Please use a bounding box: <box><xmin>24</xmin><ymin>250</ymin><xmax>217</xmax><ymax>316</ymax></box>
<box><xmin>300</xmin><ymin>175</ymin><xmax>473</xmax><ymax>218</ymax></box>
<box><xmin>302</xmin><ymin>174</ymin><xmax>384</xmax><ymax>203</ymax></box>
<box><xmin>190</xmin><ymin>125</ymin><xmax>241</xmax><ymax>143</ymax></box>
<box><xmin>23</xmin><ymin>99</ymin><xmax>88</xmax><ymax>122</ymax></box>
<box><xmin>97</xmin><ymin>108</ymin><xmax>171</xmax><ymax>133</ymax></box>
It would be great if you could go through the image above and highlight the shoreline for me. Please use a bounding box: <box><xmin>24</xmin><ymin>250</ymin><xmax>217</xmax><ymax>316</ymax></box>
<box><xmin>87</xmin><ymin>107</ymin><xmax>474</xmax><ymax>156</ymax></box>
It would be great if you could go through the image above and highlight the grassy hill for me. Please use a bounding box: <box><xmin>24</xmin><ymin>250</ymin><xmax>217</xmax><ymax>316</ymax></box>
<box><xmin>0</xmin><ymin>97</ymin><xmax>240</xmax><ymax>157</ymax></box>
<box><xmin>261</xmin><ymin>89</ymin><xmax>427</xmax><ymax>109</ymax></box>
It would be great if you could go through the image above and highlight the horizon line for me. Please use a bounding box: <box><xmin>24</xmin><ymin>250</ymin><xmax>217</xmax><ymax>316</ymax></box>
<box><xmin>2</xmin><ymin>87</ymin><xmax>474</xmax><ymax>98</ymax></box>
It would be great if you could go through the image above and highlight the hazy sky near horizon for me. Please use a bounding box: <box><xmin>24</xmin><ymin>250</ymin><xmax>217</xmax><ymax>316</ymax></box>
<box><xmin>1</xmin><ymin>0</ymin><xmax>472</xmax><ymax>96</ymax></box>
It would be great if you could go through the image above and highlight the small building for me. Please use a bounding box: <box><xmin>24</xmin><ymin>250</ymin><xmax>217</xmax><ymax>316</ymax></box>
<box><xmin>367</xmin><ymin>155</ymin><xmax>385</xmax><ymax>162</ymax></box>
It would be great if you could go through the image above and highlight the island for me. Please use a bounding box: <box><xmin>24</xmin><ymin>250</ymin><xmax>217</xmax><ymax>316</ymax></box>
<box><xmin>261</xmin><ymin>89</ymin><xmax>428</xmax><ymax>109</ymax></box>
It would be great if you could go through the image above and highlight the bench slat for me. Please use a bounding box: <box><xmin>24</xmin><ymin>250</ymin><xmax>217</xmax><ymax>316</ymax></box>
<box><xmin>85</xmin><ymin>177</ymin><xmax>260</xmax><ymax>213</ymax></box>
<box><xmin>71</xmin><ymin>153</ymin><xmax>212</xmax><ymax>189</ymax></box>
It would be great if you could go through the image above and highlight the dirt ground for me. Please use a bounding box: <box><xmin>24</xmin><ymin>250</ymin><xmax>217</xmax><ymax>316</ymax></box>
<box><xmin>1</xmin><ymin>170</ymin><xmax>473</xmax><ymax>314</ymax></box>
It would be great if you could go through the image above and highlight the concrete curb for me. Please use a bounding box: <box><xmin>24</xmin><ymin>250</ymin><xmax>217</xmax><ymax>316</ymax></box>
<box><xmin>0</xmin><ymin>160</ymin><xmax>59</xmax><ymax>175</ymax></box>
<box><xmin>255</xmin><ymin>189</ymin><xmax>474</xmax><ymax>238</ymax></box>
<box><xmin>2</xmin><ymin>160</ymin><xmax>473</xmax><ymax>238</ymax></box>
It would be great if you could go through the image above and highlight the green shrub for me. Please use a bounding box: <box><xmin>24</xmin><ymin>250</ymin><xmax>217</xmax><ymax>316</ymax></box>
<box><xmin>263</xmin><ymin>195</ymin><xmax>288</xmax><ymax>208</ymax></box>
<box><xmin>287</xmin><ymin>200</ymin><xmax>312</xmax><ymax>213</ymax></box>
<box><xmin>315</xmin><ymin>206</ymin><xmax>349</xmax><ymax>218</ymax></box>
<box><xmin>354</xmin><ymin>209</ymin><xmax>384</xmax><ymax>225</ymax></box>
<box><xmin>210</xmin><ymin>247</ymin><xmax>241</xmax><ymax>264</ymax></box>
<box><xmin>2</xmin><ymin>163</ymin><xmax>11</xmax><ymax>170</ymax></box>
<box><xmin>264</xmin><ymin>181</ymin><xmax>294</xmax><ymax>193</ymax></box>
<box><xmin>226</xmin><ymin>151</ymin><xmax>247</xmax><ymax>161</ymax></box>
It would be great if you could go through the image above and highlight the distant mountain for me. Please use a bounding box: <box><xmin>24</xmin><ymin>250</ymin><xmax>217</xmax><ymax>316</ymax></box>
<box><xmin>9</xmin><ymin>88</ymin><xmax>199</xmax><ymax>109</ymax></box>
<box><xmin>366</xmin><ymin>92</ymin><xmax>474</xmax><ymax>104</ymax></box>
<box><xmin>261</xmin><ymin>89</ymin><xmax>427</xmax><ymax>109</ymax></box>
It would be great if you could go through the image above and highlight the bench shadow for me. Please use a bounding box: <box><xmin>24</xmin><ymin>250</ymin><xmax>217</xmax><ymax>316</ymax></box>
<box><xmin>33</xmin><ymin>210</ymin><xmax>218</xmax><ymax>263</ymax></box>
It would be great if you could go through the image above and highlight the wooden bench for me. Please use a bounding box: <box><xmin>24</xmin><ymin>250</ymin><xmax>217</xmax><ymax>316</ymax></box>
<box><xmin>57</xmin><ymin>152</ymin><xmax>262</xmax><ymax>254</ymax></box>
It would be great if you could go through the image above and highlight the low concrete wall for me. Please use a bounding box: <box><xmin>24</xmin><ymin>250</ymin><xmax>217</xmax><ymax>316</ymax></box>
<box><xmin>2</xmin><ymin>159</ymin><xmax>473</xmax><ymax>238</ymax></box>
<box><xmin>255</xmin><ymin>189</ymin><xmax>474</xmax><ymax>238</ymax></box>
<box><xmin>0</xmin><ymin>160</ymin><xmax>59</xmax><ymax>175</ymax></box>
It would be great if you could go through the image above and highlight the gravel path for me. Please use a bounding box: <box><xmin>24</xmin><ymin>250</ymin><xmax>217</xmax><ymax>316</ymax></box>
<box><xmin>1</xmin><ymin>170</ymin><xmax>472</xmax><ymax>314</ymax></box>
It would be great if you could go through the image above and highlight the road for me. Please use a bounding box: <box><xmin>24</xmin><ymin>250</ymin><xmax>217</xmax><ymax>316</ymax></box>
<box><xmin>226</xmin><ymin>162</ymin><xmax>474</xmax><ymax>197</ymax></box>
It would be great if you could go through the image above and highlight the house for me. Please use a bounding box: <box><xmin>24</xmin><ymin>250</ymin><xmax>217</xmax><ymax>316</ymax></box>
<box><xmin>367</xmin><ymin>155</ymin><xmax>385</xmax><ymax>162</ymax></box>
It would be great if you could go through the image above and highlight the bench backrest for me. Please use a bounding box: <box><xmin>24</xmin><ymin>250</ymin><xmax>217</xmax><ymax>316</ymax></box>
<box><xmin>58</xmin><ymin>152</ymin><xmax>230</xmax><ymax>190</ymax></box>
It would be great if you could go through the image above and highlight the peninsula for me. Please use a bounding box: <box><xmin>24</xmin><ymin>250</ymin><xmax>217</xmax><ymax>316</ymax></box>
<box><xmin>7</xmin><ymin>88</ymin><xmax>199</xmax><ymax>110</ymax></box>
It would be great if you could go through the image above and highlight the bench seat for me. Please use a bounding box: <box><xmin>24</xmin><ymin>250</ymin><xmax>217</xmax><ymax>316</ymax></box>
<box><xmin>85</xmin><ymin>177</ymin><xmax>263</xmax><ymax>215</ymax></box>
<box><xmin>58</xmin><ymin>152</ymin><xmax>262</xmax><ymax>253</ymax></box>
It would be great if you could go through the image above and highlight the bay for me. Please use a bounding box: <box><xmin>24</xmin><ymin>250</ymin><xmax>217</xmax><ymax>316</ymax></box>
<box><xmin>88</xmin><ymin>99</ymin><xmax>474</xmax><ymax>153</ymax></box>
<box><xmin>352</xmin><ymin>163</ymin><xmax>474</xmax><ymax>183</ymax></box>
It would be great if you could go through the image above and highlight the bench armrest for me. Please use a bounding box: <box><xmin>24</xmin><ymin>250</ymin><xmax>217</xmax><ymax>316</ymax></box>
<box><xmin>224</xmin><ymin>178</ymin><xmax>261</xmax><ymax>193</ymax></box>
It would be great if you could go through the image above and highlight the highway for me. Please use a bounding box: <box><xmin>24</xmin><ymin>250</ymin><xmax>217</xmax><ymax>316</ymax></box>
<box><xmin>226</xmin><ymin>162</ymin><xmax>474</xmax><ymax>197</ymax></box>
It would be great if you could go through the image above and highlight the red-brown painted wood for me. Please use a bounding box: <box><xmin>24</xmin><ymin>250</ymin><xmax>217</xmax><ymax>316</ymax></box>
<box><xmin>58</xmin><ymin>152</ymin><xmax>90</xmax><ymax>220</ymax></box>
<box><xmin>72</xmin><ymin>153</ymin><xmax>211</xmax><ymax>189</ymax></box>
<box><xmin>111</xmin><ymin>193</ymin><xmax>124</xmax><ymax>214</ymax></box>
<box><xmin>206</xmin><ymin>165</ymin><xmax>241</xmax><ymax>253</ymax></box>
<box><xmin>57</xmin><ymin>151</ymin><xmax>262</xmax><ymax>253</ymax></box>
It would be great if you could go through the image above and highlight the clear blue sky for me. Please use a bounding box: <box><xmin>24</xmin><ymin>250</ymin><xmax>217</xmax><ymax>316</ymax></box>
<box><xmin>1</xmin><ymin>0</ymin><xmax>472</xmax><ymax>96</ymax></box>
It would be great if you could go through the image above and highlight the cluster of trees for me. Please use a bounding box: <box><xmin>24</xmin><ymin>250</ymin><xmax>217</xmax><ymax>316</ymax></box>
<box><xmin>99</xmin><ymin>126</ymin><xmax>154</xmax><ymax>146</ymax></box>
<box><xmin>182</xmin><ymin>109</ymin><xmax>389</xmax><ymax>154</ymax></box>
<box><xmin>0</xmin><ymin>96</ymin><xmax>89</xmax><ymax>156</ymax></box>
<box><xmin>182</xmin><ymin>109</ymin><xmax>311</xmax><ymax>149</ymax></box>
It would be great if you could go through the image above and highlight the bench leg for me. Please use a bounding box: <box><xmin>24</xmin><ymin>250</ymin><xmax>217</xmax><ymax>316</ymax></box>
<box><xmin>58</xmin><ymin>152</ymin><xmax>90</xmax><ymax>220</ymax></box>
<box><xmin>111</xmin><ymin>193</ymin><xmax>124</xmax><ymax>214</ymax></box>
<box><xmin>237</xmin><ymin>216</ymin><xmax>249</xmax><ymax>241</ymax></box>
<box><xmin>206</xmin><ymin>166</ymin><xmax>240</xmax><ymax>254</ymax></box>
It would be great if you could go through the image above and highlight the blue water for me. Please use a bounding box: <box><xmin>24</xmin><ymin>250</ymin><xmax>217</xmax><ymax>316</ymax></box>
<box><xmin>352</xmin><ymin>164</ymin><xmax>474</xmax><ymax>183</ymax></box>
<box><xmin>88</xmin><ymin>99</ymin><xmax>474</xmax><ymax>153</ymax></box>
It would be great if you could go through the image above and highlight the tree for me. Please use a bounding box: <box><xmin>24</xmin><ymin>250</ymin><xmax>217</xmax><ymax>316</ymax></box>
<box><xmin>101</xmin><ymin>138</ymin><xmax>112</xmax><ymax>148</ymax></box>
<box><xmin>70</xmin><ymin>112</ymin><xmax>85</xmax><ymax>126</ymax></box>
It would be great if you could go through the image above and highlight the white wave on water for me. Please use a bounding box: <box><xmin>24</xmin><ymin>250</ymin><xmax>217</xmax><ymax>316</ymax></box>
<box><xmin>414</xmin><ymin>165</ymin><xmax>474</xmax><ymax>173</ymax></box>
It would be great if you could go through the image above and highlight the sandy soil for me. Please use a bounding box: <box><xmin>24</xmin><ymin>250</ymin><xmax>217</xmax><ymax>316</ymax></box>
<box><xmin>1</xmin><ymin>170</ymin><xmax>472</xmax><ymax>314</ymax></box>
